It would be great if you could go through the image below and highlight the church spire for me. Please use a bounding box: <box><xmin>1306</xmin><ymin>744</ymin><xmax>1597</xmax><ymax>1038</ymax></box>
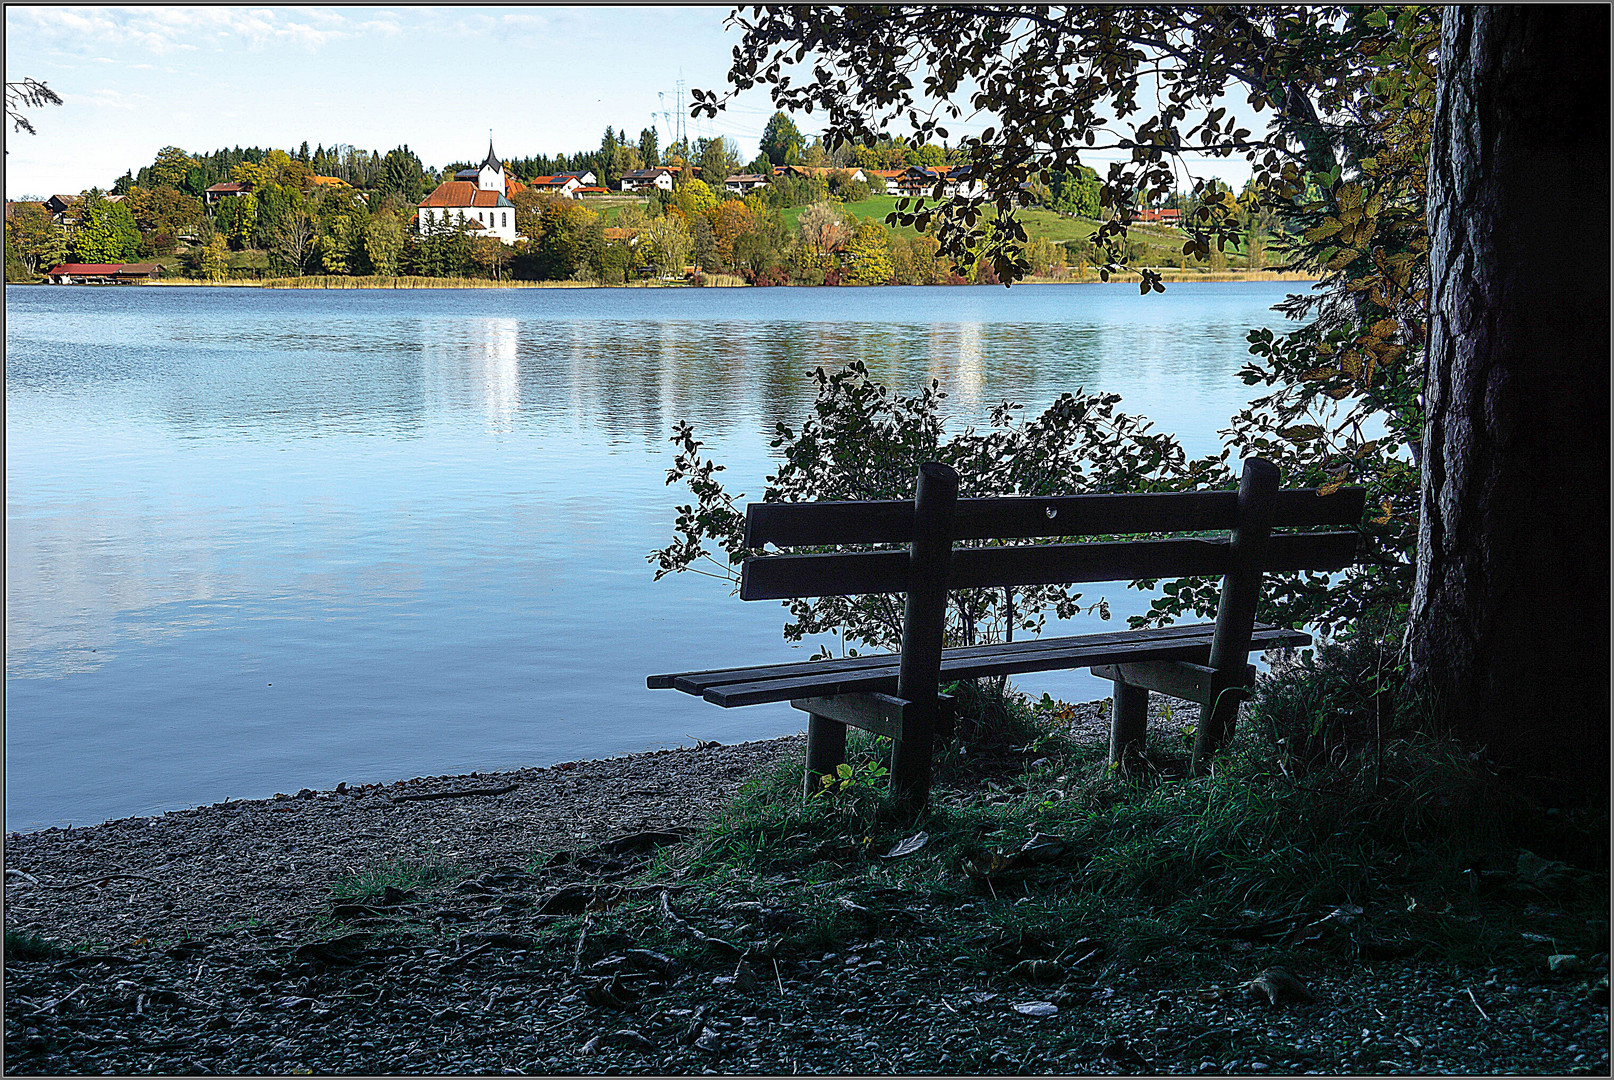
<box><xmin>483</xmin><ymin>138</ymin><xmax>500</xmax><ymax>171</ymax></box>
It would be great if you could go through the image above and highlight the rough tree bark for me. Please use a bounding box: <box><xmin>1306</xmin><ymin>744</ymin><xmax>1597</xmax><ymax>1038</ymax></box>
<box><xmin>1413</xmin><ymin>6</ymin><xmax>1610</xmax><ymax>786</ymax></box>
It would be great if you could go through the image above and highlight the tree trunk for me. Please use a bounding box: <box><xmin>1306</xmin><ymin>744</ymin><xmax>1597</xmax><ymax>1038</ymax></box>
<box><xmin>1413</xmin><ymin>6</ymin><xmax>1610</xmax><ymax>787</ymax></box>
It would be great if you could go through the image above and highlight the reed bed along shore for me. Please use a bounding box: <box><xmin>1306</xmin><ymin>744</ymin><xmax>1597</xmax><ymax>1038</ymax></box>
<box><xmin>257</xmin><ymin>274</ymin><xmax>750</xmax><ymax>290</ymax></box>
<box><xmin>139</xmin><ymin>269</ymin><xmax>1310</xmax><ymax>290</ymax></box>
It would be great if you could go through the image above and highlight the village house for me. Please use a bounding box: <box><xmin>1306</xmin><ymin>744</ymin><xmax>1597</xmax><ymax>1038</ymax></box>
<box><xmin>110</xmin><ymin>263</ymin><xmax>161</xmax><ymax>282</ymax></box>
<box><xmin>1136</xmin><ymin>207</ymin><xmax>1183</xmax><ymax>228</ymax></box>
<box><xmin>618</xmin><ymin>167</ymin><xmax>676</xmax><ymax>193</ymax></box>
<box><xmin>887</xmin><ymin>165</ymin><xmax>983</xmax><ymax>199</ymax></box>
<box><xmin>724</xmin><ymin>173</ymin><xmax>769</xmax><ymax>195</ymax></box>
<box><xmin>203</xmin><ymin>181</ymin><xmax>251</xmax><ymax>208</ymax></box>
<box><xmin>45</xmin><ymin>263</ymin><xmax>120</xmax><ymax>284</ymax></box>
<box><xmin>418</xmin><ymin>143</ymin><xmax>517</xmax><ymax>243</ymax></box>
<box><xmin>43</xmin><ymin>194</ymin><xmax>77</xmax><ymax>219</ymax></box>
<box><xmin>527</xmin><ymin>175</ymin><xmax>584</xmax><ymax>198</ymax></box>
<box><xmin>772</xmin><ymin>164</ymin><xmax>868</xmax><ymax>184</ymax></box>
<box><xmin>42</xmin><ymin>262</ymin><xmax>159</xmax><ymax>284</ymax></box>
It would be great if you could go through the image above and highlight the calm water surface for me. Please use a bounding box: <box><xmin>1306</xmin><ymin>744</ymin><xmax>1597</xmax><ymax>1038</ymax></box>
<box><xmin>6</xmin><ymin>282</ymin><xmax>1313</xmax><ymax>829</ymax></box>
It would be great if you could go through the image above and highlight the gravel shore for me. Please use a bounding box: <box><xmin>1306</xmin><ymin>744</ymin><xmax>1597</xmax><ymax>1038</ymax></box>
<box><xmin>5</xmin><ymin>703</ymin><xmax>1608</xmax><ymax>1075</ymax></box>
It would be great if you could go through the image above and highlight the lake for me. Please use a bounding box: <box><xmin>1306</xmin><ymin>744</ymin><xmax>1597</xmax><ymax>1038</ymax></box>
<box><xmin>6</xmin><ymin>281</ymin><xmax>1314</xmax><ymax>830</ymax></box>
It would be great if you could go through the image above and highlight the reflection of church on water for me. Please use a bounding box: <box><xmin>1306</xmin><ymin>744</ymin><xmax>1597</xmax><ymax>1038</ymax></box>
<box><xmin>420</xmin><ymin>318</ymin><xmax>521</xmax><ymax>430</ymax></box>
<box><xmin>411</xmin><ymin>312</ymin><xmax>1075</xmax><ymax>449</ymax></box>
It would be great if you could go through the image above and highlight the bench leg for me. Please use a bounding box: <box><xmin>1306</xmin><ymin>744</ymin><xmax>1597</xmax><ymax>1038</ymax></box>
<box><xmin>803</xmin><ymin>713</ymin><xmax>847</xmax><ymax>799</ymax></box>
<box><xmin>1109</xmin><ymin>680</ymin><xmax>1148</xmax><ymax>771</ymax></box>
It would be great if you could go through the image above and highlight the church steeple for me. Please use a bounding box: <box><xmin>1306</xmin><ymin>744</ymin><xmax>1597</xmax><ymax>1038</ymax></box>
<box><xmin>476</xmin><ymin>138</ymin><xmax>505</xmax><ymax>193</ymax></box>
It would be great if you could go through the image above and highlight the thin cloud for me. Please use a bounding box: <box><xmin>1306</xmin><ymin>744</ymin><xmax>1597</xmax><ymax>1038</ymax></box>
<box><xmin>10</xmin><ymin>6</ymin><xmax>360</xmax><ymax>55</ymax></box>
<box><xmin>79</xmin><ymin>88</ymin><xmax>140</xmax><ymax>111</ymax></box>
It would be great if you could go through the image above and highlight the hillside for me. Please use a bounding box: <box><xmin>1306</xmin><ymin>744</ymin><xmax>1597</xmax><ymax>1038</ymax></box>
<box><xmin>820</xmin><ymin>195</ymin><xmax>1272</xmax><ymax>271</ymax></box>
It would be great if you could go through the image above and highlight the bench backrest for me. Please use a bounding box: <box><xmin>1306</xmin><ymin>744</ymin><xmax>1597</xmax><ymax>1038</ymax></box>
<box><xmin>739</xmin><ymin>474</ymin><xmax>1364</xmax><ymax>601</ymax></box>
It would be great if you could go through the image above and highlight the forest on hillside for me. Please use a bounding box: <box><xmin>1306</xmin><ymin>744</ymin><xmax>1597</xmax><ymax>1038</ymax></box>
<box><xmin>6</xmin><ymin>116</ymin><xmax>1289</xmax><ymax>285</ymax></box>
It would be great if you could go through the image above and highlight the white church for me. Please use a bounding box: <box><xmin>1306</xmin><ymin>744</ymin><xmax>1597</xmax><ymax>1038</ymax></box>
<box><xmin>418</xmin><ymin>143</ymin><xmax>517</xmax><ymax>243</ymax></box>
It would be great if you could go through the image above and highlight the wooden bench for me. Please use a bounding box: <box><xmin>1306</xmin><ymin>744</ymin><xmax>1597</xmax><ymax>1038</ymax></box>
<box><xmin>650</xmin><ymin>458</ymin><xmax>1363</xmax><ymax>808</ymax></box>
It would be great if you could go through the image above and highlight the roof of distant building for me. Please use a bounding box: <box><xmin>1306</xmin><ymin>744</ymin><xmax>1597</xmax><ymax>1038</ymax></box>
<box><xmin>45</xmin><ymin>263</ymin><xmax>124</xmax><ymax>275</ymax></box>
<box><xmin>419</xmin><ymin>181</ymin><xmax>512</xmax><ymax>209</ymax></box>
<box><xmin>307</xmin><ymin>175</ymin><xmax>350</xmax><ymax>187</ymax></box>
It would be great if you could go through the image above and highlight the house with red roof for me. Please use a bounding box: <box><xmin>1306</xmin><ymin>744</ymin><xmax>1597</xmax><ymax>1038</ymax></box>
<box><xmin>526</xmin><ymin>175</ymin><xmax>584</xmax><ymax>198</ymax></box>
<box><xmin>1136</xmin><ymin>207</ymin><xmax>1183</xmax><ymax>228</ymax></box>
<box><xmin>204</xmin><ymin>181</ymin><xmax>252</xmax><ymax>208</ymax></box>
<box><xmin>418</xmin><ymin>143</ymin><xmax>516</xmax><ymax>242</ymax></box>
<box><xmin>44</xmin><ymin>263</ymin><xmax>126</xmax><ymax>284</ymax></box>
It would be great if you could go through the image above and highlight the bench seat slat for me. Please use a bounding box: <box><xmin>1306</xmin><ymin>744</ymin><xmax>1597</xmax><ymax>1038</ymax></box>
<box><xmin>745</xmin><ymin>487</ymin><xmax>1366</xmax><ymax>547</ymax></box>
<box><xmin>653</xmin><ymin>620</ymin><xmax>1233</xmax><ymax>692</ymax></box>
<box><xmin>738</xmin><ymin>531</ymin><xmax>1357</xmax><ymax>600</ymax></box>
<box><xmin>696</xmin><ymin>625</ymin><xmax>1310</xmax><ymax>707</ymax></box>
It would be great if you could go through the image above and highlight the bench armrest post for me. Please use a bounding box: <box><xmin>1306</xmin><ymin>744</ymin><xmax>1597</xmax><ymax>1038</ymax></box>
<box><xmin>891</xmin><ymin>462</ymin><xmax>959</xmax><ymax>811</ymax></box>
<box><xmin>1193</xmin><ymin>457</ymin><xmax>1280</xmax><ymax>775</ymax></box>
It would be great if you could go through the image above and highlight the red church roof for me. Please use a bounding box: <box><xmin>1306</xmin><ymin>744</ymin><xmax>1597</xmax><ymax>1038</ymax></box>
<box><xmin>419</xmin><ymin>181</ymin><xmax>510</xmax><ymax>209</ymax></box>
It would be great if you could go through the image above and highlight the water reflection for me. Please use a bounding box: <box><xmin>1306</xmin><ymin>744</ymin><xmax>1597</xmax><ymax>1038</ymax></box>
<box><xmin>422</xmin><ymin>317</ymin><xmax>521</xmax><ymax>431</ymax></box>
<box><xmin>6</xmin><ymin>282</ymin><xmax>1311</xmax><ymax>828</ymax></box>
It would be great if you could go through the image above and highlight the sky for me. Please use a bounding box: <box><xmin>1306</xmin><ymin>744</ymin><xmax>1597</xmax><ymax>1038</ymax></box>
<box><xmin>4</xmin><ymin>5</ymin><xmax>1259</xmax><ymax>200</ymax></box>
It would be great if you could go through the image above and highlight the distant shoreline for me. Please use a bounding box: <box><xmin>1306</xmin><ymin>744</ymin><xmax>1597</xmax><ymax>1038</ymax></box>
<box><xmin>122</xmin><ymin>269</ymin><xmax>1317</xmax><ymax>290</ymax></box>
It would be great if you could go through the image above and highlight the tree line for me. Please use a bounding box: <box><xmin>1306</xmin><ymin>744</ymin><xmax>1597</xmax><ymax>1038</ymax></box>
<box><xmin>6</xmin><ymin>112</ymin><xmax>1255</xmax><ymax>286</ymax></box>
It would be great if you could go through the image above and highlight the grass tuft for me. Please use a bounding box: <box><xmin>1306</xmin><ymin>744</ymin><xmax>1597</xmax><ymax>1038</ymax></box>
<box><xmin>5</xmin><ymin>930</ymin><xmax>75</xmax><ymax>962</ymax></box>
<box><xmin>329</xmin><ymin>854</ymin><xmax>466</xmax><ymax>902</ymax></box>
